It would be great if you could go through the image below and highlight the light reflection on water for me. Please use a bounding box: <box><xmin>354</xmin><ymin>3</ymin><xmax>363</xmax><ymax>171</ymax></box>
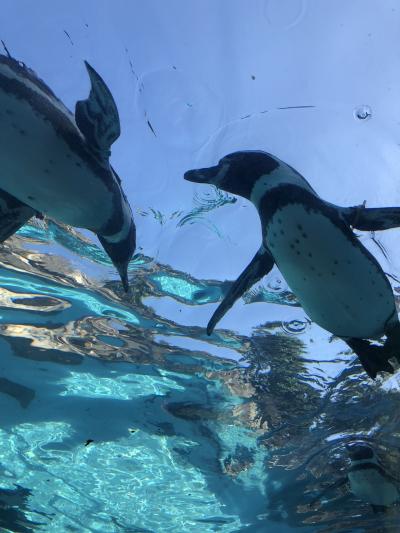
<box><xmin>0</xmin><ymin>222</ymin><xmax>399</xmax><ymax>532</ymax></box>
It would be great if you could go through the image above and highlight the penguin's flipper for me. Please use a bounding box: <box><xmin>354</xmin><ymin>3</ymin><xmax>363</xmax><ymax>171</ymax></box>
<box><xmin>75</xmin><ymin>61</ymin><xmax>120</xmax><ymax>157</ymax></box>
<box><xmin>371</xmin><ymin>504</ymin><xmax>388</xmax><ymax>514</ymax></box>
<box><xmin>0</xmin><ymin>189</ymin><xmax>36</xmax><ymax>242</ymax></box>
<box><xmin>344</xmin><ymin>338</ymin><xmax>395</xmax><ymax>379</ymax></box>
<box><xmin>309</xmin><ymin>477</ymin><xmax>348</xmax><ymax>507</ymax></box>
<box><xmin>207</xmin><ymin>245</ymin><xmax>274</xmax><ymax>335</ymax></box>
<box><xmin>343</xmin><ymin>205</ymin><xmax>400</xmax><ymax>231</ymax></box>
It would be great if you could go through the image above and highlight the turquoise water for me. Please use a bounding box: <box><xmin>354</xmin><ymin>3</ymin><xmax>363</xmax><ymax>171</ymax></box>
<box><xmin>0</xmin><ymin>220</ymin><xmax>396</xmax><ymax>532</ymax></box>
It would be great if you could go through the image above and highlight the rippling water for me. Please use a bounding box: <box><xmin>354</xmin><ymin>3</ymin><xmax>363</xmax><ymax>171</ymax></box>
<box><xmin>0</xmin><ymin>216</ymin><xmax>396</xmax><ymax>532</ymax></box>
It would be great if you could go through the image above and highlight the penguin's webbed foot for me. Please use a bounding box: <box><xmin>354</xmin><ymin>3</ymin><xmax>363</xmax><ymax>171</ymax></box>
<box><xmin>344</xmin><ymin>338</ymin><xmax>394</xmax><ymax>379</ymax></box>
<box><xmin>359</xmin><ymin>348</ymin><xmax>394</xmax><ymax>379</ymax></box>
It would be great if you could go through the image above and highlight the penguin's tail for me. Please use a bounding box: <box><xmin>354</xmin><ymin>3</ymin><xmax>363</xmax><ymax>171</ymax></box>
<box><xmin>345</xmin><ymin>338</ymin><xmax>395</xmax><ymax>379</ymax></box>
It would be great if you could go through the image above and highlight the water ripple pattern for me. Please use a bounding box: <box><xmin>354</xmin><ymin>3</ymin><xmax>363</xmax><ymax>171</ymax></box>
<box><xmin>0</xmin><ymin>221</ymin><xmax>398</xmax><ymax>531</ymax></box>
<box><xmin>136</xmin><ymin>68</ymin><xmax>224</xmax><ymax>151</ymax></box>
<box><xmin>177</xmin><ymin>187</ymin><xmax>237</xmax><ymax>236</ymax></box>
<box><xmin>264</xmin><ymin>0</ymin><xmax>306</xmax><ymax>29</ymax></box>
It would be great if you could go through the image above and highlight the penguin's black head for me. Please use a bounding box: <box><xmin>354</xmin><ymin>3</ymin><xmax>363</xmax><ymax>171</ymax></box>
<box><xmin>184</xmin><ymin>151</ymin><xmax>280</xmax><ymax>199</ymax></box>
<box><xmin>346</xmin><ymin>441</ymin><xmax>375</xmax><ymax>461</ymax></box>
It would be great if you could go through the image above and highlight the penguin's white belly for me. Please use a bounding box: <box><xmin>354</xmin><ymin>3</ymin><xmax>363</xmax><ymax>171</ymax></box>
<box><xmin>348</xmin><ymin>470</ymin><xmax>398</xmax><ymax>506</ymax></box>
<box><xmin>265</xmin><ymin>204</ymin><xmax>395</xmax><ymax>338</ymax></box>
<box><xmin>0</xmin><ymin>90</ymin><xmax>112</xmax><ymax>230</ymax></box>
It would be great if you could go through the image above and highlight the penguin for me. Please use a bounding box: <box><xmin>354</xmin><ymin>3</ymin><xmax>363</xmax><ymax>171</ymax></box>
<box><xmin>346</xmin><ymin>441</ymin><xmax>400</xmax><ymax>512</ymax></box>
<box><xmin>0</xmin><ymin>54</ymin><xmax>135</xmax><ymax>291</ymax></box>
<box><xmin>310</xmin><ymin>441</ymin><xmax>400</xmax><ymax>513</ymax></box>
<box><xmin>184</xmin><ymin>150</ymin><xmax>400</xmax><ymax>378</ymax></box>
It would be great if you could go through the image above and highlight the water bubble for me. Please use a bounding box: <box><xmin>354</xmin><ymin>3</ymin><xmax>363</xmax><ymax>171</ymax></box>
<box><xmin>281</xmin><ymin>319</ymin><xmax>309</xmax><ymax>335</ymax></box>
<box><xmin>354</xmin><ymin>105</ymin><xmax>372</xmax><ymax>121</ymax></box>
<box><xmin>267</xmin><ymin>276</ymin><xmax>285</xmax><ymax>292</ymax></box>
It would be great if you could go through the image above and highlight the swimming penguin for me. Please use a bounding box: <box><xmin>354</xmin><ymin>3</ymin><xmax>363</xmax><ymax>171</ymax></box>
<box><xmin>0</xmin><ymin>54</ymin><xmax>135</xmax><ymax>290</ymax></box>
<box><xmin>310</xmin><ymin>441</ymin><xmax>400</xmax><ymax>513</ymax></box>
<box><xmin>184</xmin><ymin>150</ymin><xmax>400</xmax><ymax>378</ymax></box>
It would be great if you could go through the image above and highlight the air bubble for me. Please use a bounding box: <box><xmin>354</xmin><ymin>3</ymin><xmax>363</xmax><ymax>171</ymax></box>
<box><xmin>354</xmin><ymin>105</ymin><xmax>372</xmax><ymax>121</ymax></box>
<box><xmin>281</xmin><ymin>319</ymin><xmax>309</xmax><ymax>335</ymax></box>
<box><xmin>267</xmin><ymin>276</ymin><xmax>284</xmax><ymax>292</ymax></box>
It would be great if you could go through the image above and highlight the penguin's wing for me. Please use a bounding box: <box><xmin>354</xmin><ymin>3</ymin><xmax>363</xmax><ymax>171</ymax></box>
<box><xmin>341</xmin><ymin>205</ymin><xmax>400</xmax><ymax>231</ymax></box>
<box><xmin>207</xmin><ymin>245</ymin><xmax>274</xmax><ymax>335</ymax></box>
<box><xmin>75</xmin><ymin>61</ymin><xmax>120</xmax><ymax>158</ymax></box>
<box><xmin>309</xmin><ymin>477</ymin><xmax>348</xmax><ymax>507</ymax></box>
<box><xmin>0</xmin><ymin>189</ymin><xmax>36</xmax><ymax>242</ymax></box>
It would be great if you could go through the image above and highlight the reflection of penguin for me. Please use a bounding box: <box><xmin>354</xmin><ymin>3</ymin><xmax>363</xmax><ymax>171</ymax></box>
<box><xmin>346</xmin><ymin>441</ymin><xmax>399</xmax><ymax>513</ymax></box>
<box><xmin>184</xmin><ymin>151</ymin><xmax>400</xmax><ymax>378</ymax></box>
<box><xmin>0</xmin><ymin>54</ymin><xmax>135</xmax><ymax>290</ymax></box>
<box><xmin>310</xmin><ymin>441</ymin><xmax>400</xmax><ymax>513</ymax></box>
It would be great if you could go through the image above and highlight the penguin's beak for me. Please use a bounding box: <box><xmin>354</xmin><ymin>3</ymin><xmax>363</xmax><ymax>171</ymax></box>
<box><xmin>115</xmin><ymin>262</ymin><xmax>130</xmax><ymax>292</ymax></box>
<box><xmin>184</xmin><ymin>165</ymin><xmax>220</xmax><ymax>185</ymax></box>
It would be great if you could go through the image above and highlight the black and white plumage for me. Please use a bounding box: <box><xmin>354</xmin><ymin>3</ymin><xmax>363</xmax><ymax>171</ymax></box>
<box><xmin>310</xmin><ymin>441</ymin><xmax>400</xmax><ymax>513</ymax></box>
<box><xmin>184</xmin><ymin>150</ymin><xmax>400</xmax><ymax>378</ymax></box>
<box><xmin>346</xmin><ymin>441</ymin><xmax>399</xmax><ymax>512</ymax></box>
<box><xmin>0</xmin><ymin>54</ymin><xmax>135</xmax><ymax>290</ymax></box>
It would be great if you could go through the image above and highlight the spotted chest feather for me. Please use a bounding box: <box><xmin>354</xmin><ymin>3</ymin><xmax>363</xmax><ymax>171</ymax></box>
<box><xmin>261</xmin><ymin>187</ymin><xmax>396</xmax><ymax>338</ymax></box>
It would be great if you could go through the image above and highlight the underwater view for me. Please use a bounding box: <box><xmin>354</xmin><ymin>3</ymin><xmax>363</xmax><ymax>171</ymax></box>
<box><xmin>0</xmin><ymin>1</ymin><xmax>400</xmax><ymax>531</ymax></box>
